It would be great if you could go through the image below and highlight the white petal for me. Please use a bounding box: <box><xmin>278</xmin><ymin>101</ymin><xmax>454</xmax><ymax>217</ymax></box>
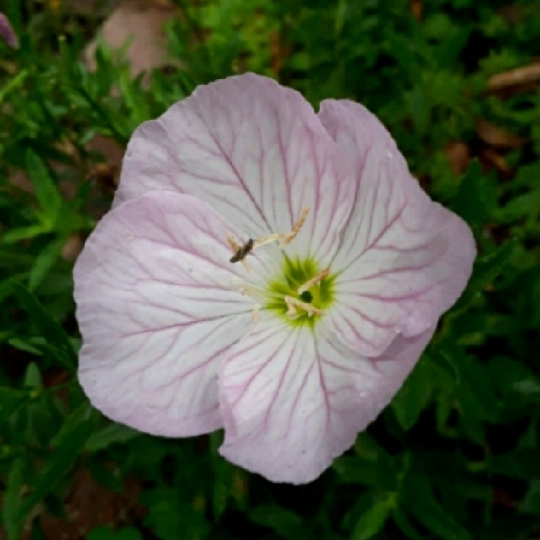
<box><xmin>218</xmin><ymin>316</ymin><xmax>435</xmax><ymax>484</ymax></box>
<box><xmin>116</xmin><ymin>73</ymin><xmax>355</xmax><ymax>265</ymax></box>
<box><xmin>74</xmin><ymin>192</ymin><xmax>256</xmax><ymax>436</ymax></box>
<box><xmin>319</xmin><ymin>100</ymin><xmax>476</xmax><ymax>356</ymax></box>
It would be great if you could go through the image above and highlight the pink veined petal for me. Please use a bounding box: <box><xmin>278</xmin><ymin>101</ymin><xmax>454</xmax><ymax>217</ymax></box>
<box><xmin>115</xmin><ymin>73</ymin><xmax>355</xmax><ymax>266</ymax></box>
<box><xmin>74</xmin><ymin>192</ymin><xmax>257</xmax><ymax>437</ymax></box>
<box><xmin>218</xmin><ymin>317</ymin><xmax>435</xmax><ymax>484</ymax></box>
<box><xmin>318</xmin><ymin>100</ymin><xmax>476</xmax><ymax>357</ymax></box>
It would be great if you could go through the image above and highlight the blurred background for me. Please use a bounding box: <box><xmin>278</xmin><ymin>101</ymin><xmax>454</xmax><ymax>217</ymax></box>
<box><xmin>1</xmin><ymin>0</ymin><xmax>540</xmax><ymax>538</ymax></box>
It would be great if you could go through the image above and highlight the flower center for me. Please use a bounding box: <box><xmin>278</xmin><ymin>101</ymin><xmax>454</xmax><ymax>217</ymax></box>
<box><xmin>227</xmin><ymin>208</ymin><xmax>334</xmax><ymax>327</ymax></box>
<box><xmin>267</xmin><ymin>257</ymin><xmax>334</xmax><ymax>327</ymax></box>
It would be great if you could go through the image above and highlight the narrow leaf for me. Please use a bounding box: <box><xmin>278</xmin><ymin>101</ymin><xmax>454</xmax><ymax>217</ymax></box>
<box><xmin>3</xmin><ymin>279</ymin><xmax>76</xmax><ymax>369</ymax></box>
<box><xmin>351</xmin><ymin>494</ymin><xmax>394</xmax><ymax>540</ymax></box>
<box><xmin>249</xmin><ymin>505</ymin><xmax>306</xmax><ymax>540</ymax></box>
<box><xmin>453</xmin><ymin>238</ymin><xmax>518</xmax><ymax>312</ymax></box>
<box><xmin>85</xmin><ymin>423</ymin><xmax>139</xmax><ymax>452</ymax></box>
<box><xmin>3</xmin><ymin>459</ymin><xmax>24</xmax><ymax>540</ymax></box>
<box><xmin>0</xmin><ymin>387</ymin><xmax>32</xmax><ymax>425</ymax></box>
<box><xmin>18</xmin><ymin>404</ymin><xmax>99</xmax><ymax>520</ymax></box>
<box><xmin>2</xmin><ymin>224</ymin><xmax>50</xmax><ymax>243</ymax></box>
<box><xmin>391</xmin><ymin>355</ymin><xmax>434</xmax><ymax>430</ymax></box>
<box><xmin>25</xmin><ymin>149</ymin><xmax>62</xmax><ymax>221</ymax></box>
<box><xmin>403</xmin><ymin>472</ymin><xmax>471</xmax><ymax>540</ymax></box>
<box><xmin>391</xmin><ymin>507</ymin><xmax>425</xmax><ymax>540</ymax></box>
<box><xmin>28</xmin><ymin>237</ymin><xmax>66</xmax><ymax>291</ymax></box>
<box><xmin>451</xmin><ymin>159</ymin><xmax>497</xmax><ymax>230</ymax></box>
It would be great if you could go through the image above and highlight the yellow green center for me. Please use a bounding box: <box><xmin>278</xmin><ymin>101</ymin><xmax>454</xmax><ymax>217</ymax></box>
<box><xmin>266</xmin><ymin>257</ymin><xmax>335</xmax><ymax>327</ymax></box>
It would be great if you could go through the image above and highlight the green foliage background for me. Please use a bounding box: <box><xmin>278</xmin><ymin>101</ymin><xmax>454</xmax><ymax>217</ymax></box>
<box><xmin>1</xmin><ymin>0</ymin><xmax>540</xmax><ymax>538</ymax></box>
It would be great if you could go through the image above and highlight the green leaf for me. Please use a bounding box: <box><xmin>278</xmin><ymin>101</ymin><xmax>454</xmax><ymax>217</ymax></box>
<box><xmin>117</xmin><ymin>69</ymin><xmax>150</xmax><ymax>128</ymax></box>
<box><xmin>7</xmin><ymin>337</ymin><xmax>43</xmax><ymax>356</ymax></box>
<box><xmin>18</xmin><ymin>404</ymin><xmax>99</xmax><ymax>521</ymax></box>
<box><xmin>496</xmin><ymin>190</ymin><xmax>540</xmax><ymax>223</ymax></box>
<box><xmin>0</xmin><ymin>69</ymin><xmax>29</xmax><ymax>103</ymax></box>
<box><xmin>3</xmin><ymin>459</ymin><xmax>24</xmax><ymax>540</ymax></box>
<box><xmin>1</xmin><ymin>279</ymin><xmax>76</xmax><ymax>369</ymax></box>
<box><xmin>387</xmin><ymin>32</ymin><xmax>421</xmax><ymax>80</ymax></box>
<box><xmin>23</xmin><ymin>361</ymin><xmax>42</xmax><ymax>388</ymax></box>
<box><xmin>451</xmin><ymin>159</ymin><xmax>497</xmax><ymax>231</ymax></box>
<box><xmin>519</xmin><ymin>480</ymin><xmax>540</xmax><ymax>515</ymax></box>
<box><xmin>452</xmin><ymin>238</ymin><xmax>518</xmax><ymax>313</ymax></box>
<box><xmin>249</xmin><ymin>505</ymin><xmax>306</xmax><ymax>540</ymax></box>
<box><xmin>86</xmin><ymin>460</ymin><xmax>124</xmax><ymax>493</ymax></box>
<box><xmin>428</xmin><ymin>346</ymin><xmax>460</xmax><ymax>383</ymax></box>
<box><xmin>1</xmin><ymin>224</ymin><xmax>51</xmax><ymax>243</ymax></box>
<box><xmin>28</xmin><ymin>237</ymin><xmax>66</xmax><ymax>291</ymax></box>
<box><xmin>333</xmin><ymin>457</ymin><xmax>381</xmax><ymax>486</ymax></box>
<box><xmin>450</xmin><ymin>346</ymin><xmax>498</xmax><ymax>421</ymax></box>
<box><xmin>351</xmin><ymin>494</ymin><xmax>395</xmax><ymax>540</ymax></box>
<box><xmin>212</xmin><ymin>458</ymin><xmax>233</xmax><ymax>521</ymax></box>
<box><xmin>25</xmin><ymin>149</ymin><xmax>62</xmax><ymax>222</ymax></box>
<box><xmin>403</xmin><ymin>471</ymin><xmax>471</xmax><ymax>540</ymax></box>
<box><xmin>85</xmin><ymin>423</ymin><xmax>139</xmax><ymax>452</ymax></box>
<box><xmin>52</xmin><ymin>402</ymin><xmax>96</xmax><ymax>445</ymax></box>
<box><xmin>405</xmin><ymin>86</ymin><xmax>431</xmax><ymax>135</ymax></box>
<box><xmin>391</xmin><ymin>507</ymin><xmax>425</xmax><ymax>540</ymax></box>
<box><xmin>142</xmin><ymin>488</ymin><xmax>210</xmax><ymax>540</ymax></box>
<box><xmin>87</xmin><ymin>526</ymin><xmax>143</xmax><ymax>540</ymax></box>
<box><xmin>513</xmin><ymin>379</ymin><xmax>540</xmax><ymax>394</ymax></box>
<box><xmin>391</xmin><ymin>355</ymin><xmax>434</xmax><ymax>430</ymax></box>
<box><xmin>490</xmin><ymin>450</ymin><xmax>540</xmax><ymax>480</ymax></box>
<box><xmin>334</xmin><ymin>436</ymin><xmax>397</xmax><ymax>490</ymax></box>
<box><xmin>0</xmin><ymin>387</ymin><xmax>33</xmax><ymax>425</ymax></box>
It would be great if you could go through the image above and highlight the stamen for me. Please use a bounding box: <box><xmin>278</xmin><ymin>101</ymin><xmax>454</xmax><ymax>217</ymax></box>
<box><xmin>297</xmin><ymin>268</ymin><xmax>330</xmax><ymax>295</ymax></box>
<box><xmin>284</xmin><ymin>295</ymin><xmax>323</xmax><ymax>318</ymax></box>
<box><xmin>249</xmin><ymin>207</ymin><xmax>310</xmax><ymax>251</ymax></box>
<box><xmin>230</xmin><ymin>278</ymin><xmax>265</xmax><ymax>298</ymax></box>
<box><xmin>251</xmin><ymin>303</ymin><xmax>261</xmax><ymax>322</ymax></box>
<box><xmin>230</xmin><ymin>278</ymin><xmax>283</xmax><ymax>304</ymax></box>
<box><xmin>285</xmin><ymin>296</ymin><xmax>297</xmax><ymax>318</ymax></box>
<box><xmin>282</xmin><ymin>207</ymin><xmax>309</xmax><ymax>245</ymax></box>
<box><xmin>252</xmin><ymin>233</ymin><xmax>283</xmax><ymax>249</ymax></box>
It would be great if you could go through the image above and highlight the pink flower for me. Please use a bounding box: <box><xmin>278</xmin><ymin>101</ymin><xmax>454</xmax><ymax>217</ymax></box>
<box><xmin>0</xmin><ymin>13</ymin><xmax>18</xmax><ymax>49</ymax></box>
<box><xmin>74</xmin><ymin>73</ymin><xmax>476</xmax><ymax>483</ymax></box>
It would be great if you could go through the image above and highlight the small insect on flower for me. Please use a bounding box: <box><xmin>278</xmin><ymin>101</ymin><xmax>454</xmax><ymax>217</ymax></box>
<box><xmin>229</xmin><ymin>238</ymin><xmax>254</xmax><ymax>263</ymax></box>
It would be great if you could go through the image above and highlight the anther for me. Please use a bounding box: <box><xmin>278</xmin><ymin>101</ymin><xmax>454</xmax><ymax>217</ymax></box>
<box><xmin>284</xmin><ymin>295</ymin><xmax>323</xmax><ymax>318</ymax></box>
<box><xmin>226</xmin><ymin>233</ymin><xmax>240</xmax><ymax>253</ymax></box>
<box><xmin>230</xmin><ymin>207</ymin><xmax>310</xmax><ymax>259</ymax></box>
<box><xmin>297</xmin><ymin>268</ymin><xmax>330</xmax><ymax>295</ymax></box>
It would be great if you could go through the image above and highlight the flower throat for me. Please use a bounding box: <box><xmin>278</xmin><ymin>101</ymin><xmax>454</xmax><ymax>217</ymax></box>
<box><xmin>227</xmin><ymin>208</ymin><xmax>335</xmax><ymax>327</ymax></box>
